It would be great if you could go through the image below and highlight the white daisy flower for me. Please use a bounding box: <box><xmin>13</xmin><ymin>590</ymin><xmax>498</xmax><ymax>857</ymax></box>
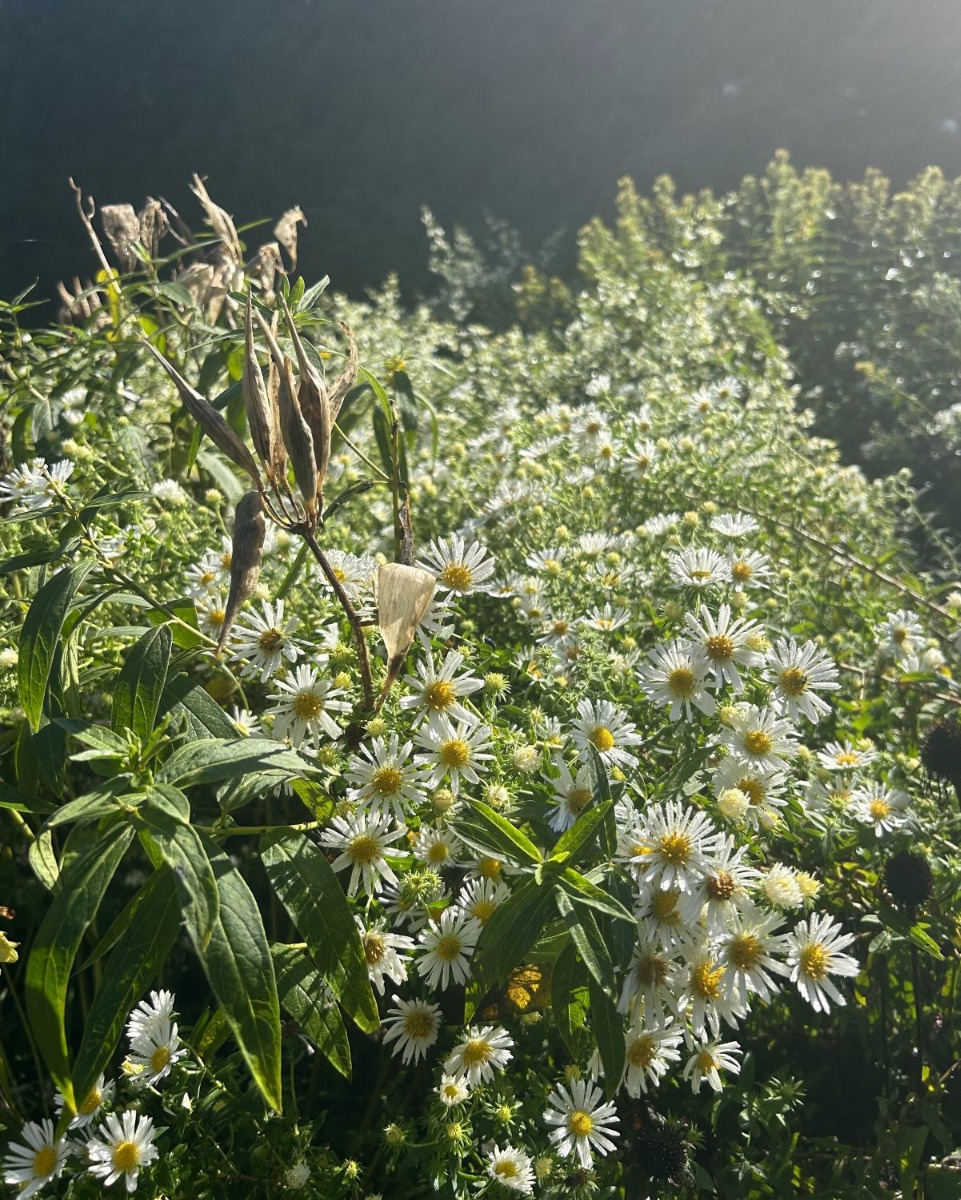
<box><xmin>2</xmin><ymin>1119</ymin><xmax>69</xmax><ymax>1197</ymax></box>
<box><xmin>185</xmin><ymin>551</ymin><xmax>226</xmax><ymax>597</ymax></box>
<box><xmin>125</xmin><ymin>1016</ymin><xmax>187</xmax><ymax>1090</ymax></box>
<box><xmin>486</xmin><ymin>1145</ymin><xmax>535</xmax><ymax>1194</ymax></box>
<box><xmin>639</xmin><ymin>638</ymin><xmax>716</xmax><ymax>721</ymax></box>
<box><xmin>321</xmin><ymin>812</ymin><xmax>408</xmax><ymax>898</ymax></box>
<box><xmin>851</xmin><ymin>782</ymin><xmax>912</xmax><ymax>837</ymax></box>
<box><xmin>444</xmin><ymin>1024</ymin><xmax>514</xmax><ymax>1085</ymax></box>
<box><xmin>725</xmin><ymin>548</ymin><xmax>773</xmax><ymax>589</ymax></box>
<box><xmin>0</xmin><ymin>457</ymin><xmax>74</xmax><ymax>512</ymax></box>
<box><xmin>667</xmin><ymin>546</ymin><xmax>728</xmax><ymax>590</ymax></box>
<box><xmin>678</xmin><ymin>945</ymin><xmax>746</xmax><ymax>1037</ymax></box>
<box><xmin>620</xmin><ymin>799</ymin><xmax>719</xmax><ymax>894</ymax></box>
<box><xmin>877</xmin><ymin>609</ymin><xmax>925</xmax><ymax>661</ymax></box>
<box><xmin>266</xmin><ymin>665</ymin><xmax>351</xmax><ymax>750</ymax></box>
<box><xmin>619</xmin><ymin>936</ymin><xmax>680</xmax><ymax>1022</ymax></box>
<box><xmin>582</xmin><ymin>603</ymin><xmax>631</xmax><ymax>632</ymax></box>
<box><xmin>547</xmin><ymin>757</ymin><xmax>596</xmax><ymax>833</ymax></box>
<box><xmin>382</xmin><ymin>996</ymin><xmax>442</xmax><ymax>1064</ymax></box>
<box><xmin>786</xmin><ymin>913</ymin><xmax>859</xmax><ymax>1013</ymax></box>
<box><xmin>623</xmin><ymin>437</ymin><xmax>658</xmax><ymax>477</ymax></box>
<box><xmin>621</xmin><ymin>1019</ymin><xmax>683</xmax><ymax>1096</ymax></box>
<box><xmin>418</xmin><ymin>534</ymin><xmax>497</xmax><ymax>595</ymax></box>
<box><xmin>570</xmin><ymin>697</ymin><xmax>642</xmax><ymax>770</ymax></box>
<box><xmin>55</xmin><ymin>1073</ymin><xmax>115</xmax><ymax>1129</ymax></box>
<box><xmin>455</xmin><ymin>876</ymin><xmax>510</xmax><ymax>926</ymax></box>
<box><xmin>86</xmin><ymin>1109</ymin><xmax>159</xmax><ymax>1192</ymax></box>
<box><xmin>525</xmin><ymin>546</ymin><xmax>568</xmax><ymax>576</ymax></box>
<box><xmin>355</xmin><ymin>917</ymin><xmax>415</xmax><ymax>996</ymax></box>
<box><xmin>543</xmin><ymin>1077</ymin><xmax>619</xmax><ymax>1169</ymax></box>
<box><xmin>401</xmin><ymin>650</ymin><xmax>484</xmax><ymax>730</ymax></box>
<box><xmin>125</xmin><ymin>989</ymin><xmax>178</xmax><ymax>1044</ymax></box>
<box><xmin>318</xmin><ymin>549</ymin><xmax>377</xmax><ymax>602</ymax></box>
<box><xmin>710</xmin><ymin>513</ymin><xmax>758</xmax><ymax>539</ymax></box>
<box><xmin>227</xmin><ymin>600</ymin><xmax>305</xmax><ymax>682</ymax></box>
<box><xmin>416</xmin><ymin>907</ymin><xmax>481</xmax><ymax>989</ymax></box>
<box><xmin>345</xmin><ymin>735</ymin><xmax>427</xmax><ymax>824</ymax></box>
<box><xmin>719</xmin><ymin>704</ymin><xmax>798</xmax><ymax>769</ymax></box>
<box><xmin>711</xmin><ymin>757</ymin><xmax>790</xmax><ymax>829</ymax></box>
<box><xmin>684</xmin><ymin>605</ymin><xmax>765</xmax><ymax>692</ymax></box>
<box><xmin>761</xmin><ymin>864</ymin><xmax>805</xmax><ymax>909</ymax></box>
<box><xmin>414</xmin><ymin>718</ymin><xmax>495</xmax><ymax>794</ymax></box>
<box><xmin>413</xmin><ymin>826</ymin><xmax>461</xmax><ymax>869</ymax></box>
<box><xmin>676</xmin><ymin>835</ymin><xmax>761</xmax><ymax>930</ymax></box>
<box><xmin>195</xmin><ymin>590</ymin><xmax>228</xmax><ymax>639</ymax></box>
<box><xmin>764</xmin><ymin>638</ymin><xmax>839</xmax><ymax>724</ymax></box>
<box><xmin>682</xmin><ymin>1037</ymin><xmax>742</xmax><ymax>1092</ymax></box>
<box><xmin>437</xmin><ymin>1074</ymin><xmax>470</xmax><ymax>1107</ymax></box>
<box><xmin>717</xmin><ymin>910</ymin><xmax>792</xmax><ymax>1008</ymax></box>
<box><xmin>817</xmin><ymin>740</ymin><xmax>877</xmax><ymax>773</ymax></box>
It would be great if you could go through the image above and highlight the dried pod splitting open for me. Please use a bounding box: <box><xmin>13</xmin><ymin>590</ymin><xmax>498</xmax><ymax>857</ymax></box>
<box><xmin>217</xmin><ymin>491</ymin><xmax>267</xmax><ymax>653</ymax></box>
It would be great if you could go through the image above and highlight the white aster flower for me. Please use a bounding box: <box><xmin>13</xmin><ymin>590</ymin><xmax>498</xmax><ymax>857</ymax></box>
<box><xmin>851</xmin><ymin>782</ymin><xmax>912</xmax><ymax>837</ymax></box>
<box><xmin>786</xmin><ymin>913</ymin><xmax>859</xmax><ymax>1013</ymax></box>
<box><xmin>356</xmin><ymin>917</ymin><xmax>415</xmax><ymax>995</ymax></box>
<box><xmin>619</xmin><ymin>936</ymin><xmax>680</xmax><ymax>1022</ymax></box>
<box><xmin>726</xmin><ymin>548</ymin><xmax>773</xmax><ymax>590</ymax></box>
<box><xmin>668</xmin><ymin>546</ymin><xmax>728</xmax><ymax>590</ymax></box>
<box><xmin>620</xmin><ymin>799</ymin><xmax>719</xmax><ymax>894</ymax></box>
<box><xmin>418</xmin><ymin>534</ymin><xmax>497</xmax><ymax>595</ymax></box>
<box><xmin>682</xmin><ymin>1037</ymin><xmax>742</xmax><ymax>1092</ymax></box>
<box><xmin>318</xmin><ymin>549</ymin><xmax>376</xmax><ymax>602</ymax></box>
<box><xmin>570</xmin><ymin>698</ymin><xmax>642</xmax><ymax>770</ymax></box>
<box><xmin>764</xmin><ymin>637</ymin><xmax>839</xmax><ymax>723</ymax></box>
<box><xmin>639</xmin><ymin>638</ymin><xmax>716</xmax><ymax>721</ymax></box>
<box><xmin>761</xmin><ymin>864</ymin><xmax>804</xmax><ymax>909</ymax></box>
<box><xmin>877</xmin><ymin>609</ymin><xmax>925</xmax><ymax>661</ymax></box>
<box><xmin>321</xmin><ymin>812</ymin><xmax>407</xmax><ymax>898</ymax></box>
<box><xmin>86</xmin><ymin>1109</ymin><xmax>159</xmax><ymax>1192</ymax></box>
<box><xmin>817</xmin><ymin>740</ymin><xmax>877</xmax><ymax>772</ymax></box>
<box><xmin>718</xmin><ymin>910</ymin><xmax>792</xmax><ymax>1007</ymax></box>
<box><xmin>486</xmin><ymin>1144</ymin><xmax>535</xmax><ymax>1194</ymax></box>
<box><xmin>678</xmin><ymin>945</ymin><xmax>746</xmax><ymax>1037</ymax></box>
<box><xmin>547</xmin><ymin>757</ymin><xmax>596</xmax><ymax>833</ymax></box>
<box><xmin>55</xmin><ymin>1073</ymin><xmax>115</xmax><ymax>1129</ymax></box>
<box><xmin>266</xmin><ymin>665</ymin><xmax>350</xmax><ymax>750</ymax></box>
<box><xmin>582</xmin><ymin>603</ymin><xmax>631</xmax><ymax>632</ymax></box>
<box><xmin>413</xmin><ymin>825</ymin><xmax>461</xmax><ymax>869</ymax></box>
<box><xmin>2</xmin><ymin>1119</ymin><xmax>69</xmax><ymax>1197</ymax></box>
<box><xmin>444</xmin><ymin>1024</ymin><xmax>514</xmax><ymax>1085</ymax></box>
<box><xmin>382</xmin><ymin>996</ymin><xmax>442</xmax><ymax>1064</ymax></box>
<box><xmin>0</xmin><ymin>457</ymin><xmax>74</xmax><ymax>512</ymax></box>
<box><xmin>621</xmin><ymin>1019</ymin><xmax>683</xmax><ymax>1096</ymax></box>
<box><xmin>227</xmin><ymin>600</ymin><xmax>305</xmax><ymax>682</ymax></box>
<box><xmin>455</xmin><ymin>876</ymin><xmax>510</xmax><ymax>926</ymax></box>
<box><xmin>710</xmin><ymin>513</ymin><xmax>758</xmax><ymax>539</ymax></box>
<box><xmin>345</xmin><ymin>735</ymin><xmax>427</xmax><ymax>824</ymax></box>
<box><xmin>401</xmin><ymin>650</ymin><xmax>484</xmax><ymax>730</ymax></box>
<box><xmin>684</xmin><ymin>604</ymin><xmax>765</xmax><ymax>692</ymax></box>
<box><xmin>285</xmin><ymin>1161</ymin><xmax>312</xmax><ymax>1189</ymax></box>
<box><xmin>719</xmin><ymin>704</ymin><xmax>798</xmax><ymax>768</ymax></box>
<box><xmin>416</xmin><ymin>907</ymin><xmax>481</xmax><ymax>989</ymax></box>
<box><xmin>711</xmin><ymin>757</ymin><xmax>789</xmax><ymax>829</ymax></box>
<box><xmin>543</xmin><ymin>1077</ymin><xmax>619</xmax><ymax>1169</ymax></box>
<box><xmin>414</xmin><ymin>718</ymin><xmax>495</xmax><ymax>794</ymax></box>
<box><xmin>437</xmin><ymin>1074</ymin><xmax>470</xmax><ymax>1107</ymax></box>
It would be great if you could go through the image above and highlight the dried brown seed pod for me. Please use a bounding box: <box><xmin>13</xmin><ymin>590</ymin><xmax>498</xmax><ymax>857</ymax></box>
<box><xmin>243</xmin><ymin>292</ymin><xmax>279</xmax><ymax>477</ymax></box>
<box><xmin>217</xmin><ymin>491</ymin><xmax>266</xmax><ymax>653</ymax></box>
<box><xmin>190</xmin><ymin>174</ymin><xmax>243</xmax><ymax>264</ymax></box>
<box><xmin>274</xmin><ymin>206</ymin><xmax>307</xmax><ymax>271</ymax></box>
<box><xmin>280</xmin><ymin>294</ymin><xmax>331</xmax><ymax>498</ymax></box>
<box><xmin>100</xmin><ymin>204</ymin><xmax>140</xmax><ymax>272</ymax></box>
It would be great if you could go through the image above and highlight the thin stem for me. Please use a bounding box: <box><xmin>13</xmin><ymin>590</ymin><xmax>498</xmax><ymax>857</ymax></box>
<box><xmin>334</xmin><ymin>423</ymin><xmax>389</xmax><ymax>480</ymax></box>
<box><xmin>197</xmin><ymin>820</ymin><xmax>321</xmax><ymax>837</ymax></box>
<box><xmin>909</xmin><ymin>937</ymin><xmax>925</xmax><ymax>1095</ymax></box>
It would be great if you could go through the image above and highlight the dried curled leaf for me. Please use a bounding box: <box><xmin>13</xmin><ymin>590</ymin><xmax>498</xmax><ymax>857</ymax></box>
<box><xmin>377</xmin><ymin>563</ymin><xmax>437</xmax><ymax>694</ymax></box>
<box><xmin>138</xmin><ymin>199</ymin><xmax>168</xmax><ymax>260</ymax></box>
<box><xmin>274</xmin><ymin>206</ymin><xmax>307</xmax><ymax>271</ymax></box>
<box><xmin>218</xmin><ymin>491</ymin><xmax>266</xmax><ymax>653</ymax></box>
<box><xmin>190</xmin><ymin>174</ymin><xmax>242</xmax><ymax>264</ymax></box>
<box><xmin>328</xmin><ymin>322</ymin><xmax>359</xmax><ymax>425</ymax></box>
<box><xmin>143</xmin><ymin>341</ymin><xmax>263</xmax><ymax>488</ymax></box>
<box><xmin>100</xmin><ymin>204</ymin><xmax>140</xmax><ymax>272</ymax></box>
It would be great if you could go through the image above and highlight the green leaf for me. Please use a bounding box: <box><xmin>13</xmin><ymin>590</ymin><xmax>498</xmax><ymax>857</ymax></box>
<box><xmin>194</xmin><ymin>834</ymin><xmax>282</xmax><ymax>1113</ymax></box>
<box><xmin>18</xmin><ymin>561</ymin><xmax>95</xmax><ymax>730</ymax></box>
<box><xmin>25</xmin><ymin>824</ymin><xmax>134</xmax><ymax>1111</ymax></box>
<box><xmin>0</xmin><ymin>779</ymin><xmax>50</xmax><ymax>813</ymax></box>
<box><xmin>272</xmin><ymin>945</ymin><xmax>351</xmax><ymax>1078</ymax></box>
<box><xmin>551</xmin><ymin>936</ymin><xmax>586</xmax><ymax>1055</ymax></box>
<box><xmin>654</xmin><ymin>745</ymin><xmax>712</xmax><ymax>799</ymax></box>
<box><xmin>111</xmin><ymin>624</ymin><xmax>172</xmax><ymax>741</ymax></box>
<box><xmin>472</xmin><ymin>877</ymin><xmax>558</xmax><ymax>993</ymax></box>
<box><xmin>79</xmin><ymin>866</ymin><xmax>171</xmax><ymax>968</ymax></box>
<box><xmin>583</xmin><ymin>747</ymin><xmax>616</xmax><ymax>856</ymax></box>
<box><xmin>453</xmin><ymin>801</ymin><xmax>542</xmax><ymax>865</ymax></box>
<box><xmin>28</xmin><ymin>829</ymin><xmax>60</xmax><ymax>892</ymax></box>
<box><xmin>555</xmin><ymin>890</ymin><xmax>617</xmax><ymax>993</ymax></box>
<box><xmin>138</xmin><ymin>803</ymin><xmax>219</xmax><ymax>951</ymax></box>
<box><xmin>587</xmin><ymin>974</ymin><xmax>625</xmax><ymax>1098</ymax></box>
<box><xmin>550</xmin><ymin>801</ymin><xmax>612</xmax><ymax>865</ymax></box>
<box><xmin>260</xmin><ymin>830</ymin><xmax>378</xmax><ymax>1034</ymax></box>
<box><xmin>556</xmin><ymin>867</ymin><xmax>634</xmax><ymax>922</ymax></box>
<box><xmin>157</xmin><ymin>738</ymin><xmax>309</xmax><ymax>788</ymax></box>
<box><xmin>908</xmin><ymin>922</ymin><xmax>944</xmax><ymax>961</ymax></box>
<box><xmin>45</xmin><ymin>778</ymin><xmax>133</xmax><ymax>828</ymax></box>
<box><xmin>72</xmin><ymin>870</ymin><xmax>181</xmax><ymax>1104</ymax></box>
<box><xmin>158</xmin><ymin>674</ymin><xmax>236</xmax><ymax>738</ymax></box>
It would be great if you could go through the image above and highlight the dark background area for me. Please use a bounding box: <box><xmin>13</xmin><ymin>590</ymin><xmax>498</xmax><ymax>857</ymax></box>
<box><xmin>4</xmin><ymin>0</ymin><xmax>961</xmax><ymax>312</ymax></box>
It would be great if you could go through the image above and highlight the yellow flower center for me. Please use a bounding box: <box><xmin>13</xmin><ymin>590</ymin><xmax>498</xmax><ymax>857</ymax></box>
<box><xmin>472</xmin><ymin>899</ymin><xmax>496</xmax><ymax>924</ymax></box>
<box><xmin>893</xmin><ymin>626</ymin><xmax>908</xmax><ymax>644</ymax></box>
<box><xmin>568</xmin><ymin>1110</ymin><xmax>594</xmax><ymax>1138</ymax></box>
<box><xmin>553</xmin><ymin>620</ymin><xmax>570</xmax><ymax>636</ymax></box>
<box><xmin>427</xmin><ymin>840</ymin><xmax>450</xmax><ymax>863</ymax></box>
<box><xmin>650</xmin><ymin>888</ymin><xmax>681</xmax><ymax>921</ymax></box>
<box><xmin>743</xmin><ymin>730</ymin><xmax>773</xmax><ymax>756</ymax></box>
<box><xmin>690</xmin><ymin>569</ymin><xmax>713</xmax><ymax>581</ymax></box>
<box><xmin>779</xmin><ymin>667</ymin><xmax>808</xmax><ymax>696</ymax></box>
<box><xmin>727</xmin><ymin>933</ymin><xmax>763</xmax><ymax>971</ymax></box>
<box><xmin>461</xmin><ymin>1038</ymin><xmax>491</xmax><ymax>1067</ymax></box>
<box><xmin>658</xmin><ymin>832</ymin><xmax>692</xmax><ymax>866</ymax></box>
<box><xmin>799</xmin><ymin>943</ymin><xmax>829</xmax><ymax>980</ymax></box>
<box><xmin>440</xmin><ymin>564</ymin><xmax>474</xmax><ymax>592</ymax></box>
<box><xmin>364</xmin><ymin>932</ymin><xmax>386</xmax><ymax>965</ymax></box>
<box><xmin>567</xmin><ymin>787</ymin><xmax>592</xmax><ymax>814</ymax></box>
<box><xmin>205</xmin><ymin>608</ymin><xmax>226</xmax><ymax>628</ymax></box>
<box><xmin>293</xmin><ymin>690</ymin><xmax>325</xmax><ymax>721</ymax></box>
<box><xmin>435</xmin><ymin>934</ymin><xmax>464</xmax><ymax>962</ymax></box>
<box><xmin>79</xmin><ymin>1087</ymin><xmax>103</xmax><ymax>1115</ymax></box>
<box><xmin>737</xmin><ymin>776</ymin><xmax>765</xmax><ymax>806</ymax></box>
<box><xmin>440</xmin><ymin>739</ymin><xmax>470</xmax><ymax>769</ymax></box>
<box><xmin>348</xmin><ymin>834</ymin><xmax>381</xmax><ymax>865</ymax></box>
<box><xmin>590</xmin><ymin>726</ymin><xmax>615</xmax><ymax>752</ymax></box>
<box><xmin>691</xmin><ymin>959</ymin><xmax>725</xmax><ymax>1000</ymax></box>
<box><xmin>424</xmin><ymin>680</ymin><xmax>457</xmax><ymax>711</ymax></box>
<box><xmin>705</xmin><ymin>634</ymin><xmax>735</xmax><ymax>662</ymax></box>
<box><xmin>836</xmin><ymin>751</ymin><xmax>860</xmax><ymax>766</ymax></box>
<box><xmin>731</xmin><ymin>560</ymin><xmax>753</xmax><ymax>583</ymax></box>
<box><xmin>404</xmin><ymin>1010</ymin><xmax>433</xmax><ymax>1039</ymax></box>
<box><xmin>258</xmin><ymin>628</ymin><xmax>285</xmax><ymax>653</ymax></box>
<box><xmin>545</xmin><ymin>559</ymin><xmax>561</xmax><ymax>575</ymax></box>
<box><xmin>707</xmin><ymin>871</ymin><xmax>735</xmax><ymax>901</ymax></box>
<box><xmin>634</xmin><ymin>952</ymin><xmax>668</xmax><ymax>988</ymax></box>
<box><xmin>627</xmin><ymin>1035</ymin><xmax>657</xmax><ymax>1069</ymax></box>
<box><xmin>478</xmin><ymin>856</ymin><xmax>502</xmax><ymax>879</ymax></box>
<box><xmin>112</xmin><ymin>1140</ymin><xmax>141</xmax><ymax>1172</ymax></box>
<box><xmin>150</xmin><ymin>1044</ymin><xmax>171</xmax><ymax>1073</ymax></box>
<box><xmin>667</xmin><ymin>666</ymin><xmax>697</xmax><ymax>697</ymax></box>
<box><xmin>220</xmin><ymin>552</ymin><xmax>232</xmax><ymax>570</ymax></box>
<box><xmin>333</xmin><ymin>567</ymin><xmax>347</xmax><ymax>582</ymax></box>
<box><xmin>495</xmin><ymin>1159</ymin><xmax>519</xmax><ymax>1179</ymax></box>
<box><xmin>371</xmin><ymin>766</ymin><xmax>403</xmax><ymax>797</ymax></box>
<box><xmin>869</xmin><ymin>799</ymin><xmax>891</xmax><ymax>821</ymax></box>
<box><xmin>33</xmin><ymin>1146</ymin><xmax>58</xmax><ymax>1177</ymax></box>
<box><xmin>696</xmin><ymin>1049</ymin><xmax>718</xmax><ymax>1072</ymax></box>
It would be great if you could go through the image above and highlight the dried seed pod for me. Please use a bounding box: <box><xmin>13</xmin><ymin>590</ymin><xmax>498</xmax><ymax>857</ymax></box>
<box><xmin>254</xmin><ymin>309</ymin><xmax>317</xmax><ymax>518</ymax></box>
<box><xmin>274</xmin><ymin>205</ymin><xmax>307</xmax><ymax>271</ymax></box>
<box><xmin>280</xmin><ymin>294</ymin><xmax>331</xmax><ymax>496</ymax></box>
<box><xmin>327</xmin><ymin>322</ymin><xmax>360</xmax><ymax>425</ymax></box>
<box><xmin>217</xmin><ymin>491</ymin><xmax>266</xmax><ymax>653</ymax></box>
<box><xmin>100</xmin><ymin>204</ymin><xmax>141</xmax><ymax>272</ymax></box>
<box><xmin>137</xmin><ymin>199</ymin><xmax>168</xmax><ymax>260</ymax></box>
<box><xmin>243</xmin><ymin>292</ymin><xmax>278</xmax><ymax>476</ymax></box>
<box><xmin>377</xmin><ymin>563</ymin><xmax>437</xmax><ymax>698</ymax></box>
<box><xmin>190</xmin><ymin>174</ymin><xmax>242</xmax><ymax>264</ymax></box>
<box><xmin>143</xmin><ymin>341</ymin><xmax>263</xmax><ymax>489</ymax></box>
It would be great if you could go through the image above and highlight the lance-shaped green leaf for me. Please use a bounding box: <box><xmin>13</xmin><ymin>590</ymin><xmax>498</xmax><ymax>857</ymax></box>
<box><xmin>653</xmin><ymin>745</ymin><xmax>712</xmax><ymax>799</ymax></box>
<box><xmin>272</xmin><ymin>945</ymin><xmax>351</xmax><ymax>1078</ymax></box>
<box><xmin>549</xmin><ymin>801</ymin><xmax>612</xmax><ymax>866</ymax></box>
<box><xmin>111</xmin><ymin>624</ymin><xmax>172</xmax><ymax>742</ymax></box>
<box><xmin>260</xmin><ymin>829</ymin><xmax>378</xmax><ymax>1033</ymax></box>
<box><xmin>72</xmin><ymin>869</ymin><xmax>181</xmax><ymax>1104</ymax></box>
<box><xmin>195</xmin><ymin>835</ymin><xmax>282</xmax><ymax>1113</ymax></box>
<box><xmin>471</xmin><ymin>877</ymin><xmax>557</xmax><ymax>994</ymax></box>
<box><xmin>157</xmin><ymin>674</ymin><xmax>236</xmax><ymax>738</ymax></box>
<box><xmin>583</xmin><ymin>746</ymin><xmax>617</xmax><ymax>857</ymax></box>
<box><xmin>137</xmin><ymin>801</ymin><xmax>218</xmax><ymax>951</ymax></box>
<box><xmin>556</xmin><ymin>866</ymin><xmax>634</xmax><ymax>923</ymax></box>
<box><xmin>453</xmin><ymin>801</ymin><xmax>542</xmax><ymax>865</ymax></box>
<box><xmin>587</xmin><ymin>974</ymin><xmax>625</xmax><ymax>1098</ymax></box>
<box><xmin>551</xmin><ymin>937</ymin><xmax>587</xmax><ymax>1056</ymax></box>
<box><xmin>555</xmin><ymin>890</ymin><xmax>617</xmax><ymax>994</ymax></box>
<box><xmin>18</xmin><ymin>560</ymin><xmax>94</xmax><ymax>730</ymax></box>
<box><xmin>45</xmin><ymin>777</ymin><xmax>134</xmax><ymax>828</ymax></box>
<box><xmin>157</xmin><ymin>737</ymin><xmax>309</xmax><ymax>788</ymax></box>
<box><xmin>26</xmin><ymin>824</ymin><xmax>134</xmax><ymax>1111</ymax></box>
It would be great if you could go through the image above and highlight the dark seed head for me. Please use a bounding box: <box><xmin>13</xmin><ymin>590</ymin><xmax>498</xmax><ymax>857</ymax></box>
<box><xmin>885</xmin><ymin>849</ymin><xmax>934</xmax><ymax>910</ymax></box>
<box><xmin>634</xmin><ymin>1121</ymin><xmax>689</xmax><ymax>1181</ymax></box>
<box><xmin>920</xmin><ymin>717</ymin><xmax>961</xmax><ymax>785</ymax></box>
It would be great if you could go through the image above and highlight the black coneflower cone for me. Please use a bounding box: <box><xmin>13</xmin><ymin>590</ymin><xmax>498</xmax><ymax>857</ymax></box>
<box><xmin>885</xmin><ymin>849</ymin><xmax>934</xmax><ymax>910</ymax></box>
<box><xmin>920</xmin><ymin>717</ymin><xmax>961</xmax><ymax>802</ymax></box>
<box><xmin>634</xmin><ymin>1121</ymin><xmax>689</xmax><ymax>1182</ymax></box>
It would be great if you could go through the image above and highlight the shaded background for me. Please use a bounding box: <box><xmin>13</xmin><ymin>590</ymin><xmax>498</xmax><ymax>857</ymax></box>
<box><xmin>4</xmin><ymin>0</ymin><xmax>961</xmax><ymax>311</ymax></box>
